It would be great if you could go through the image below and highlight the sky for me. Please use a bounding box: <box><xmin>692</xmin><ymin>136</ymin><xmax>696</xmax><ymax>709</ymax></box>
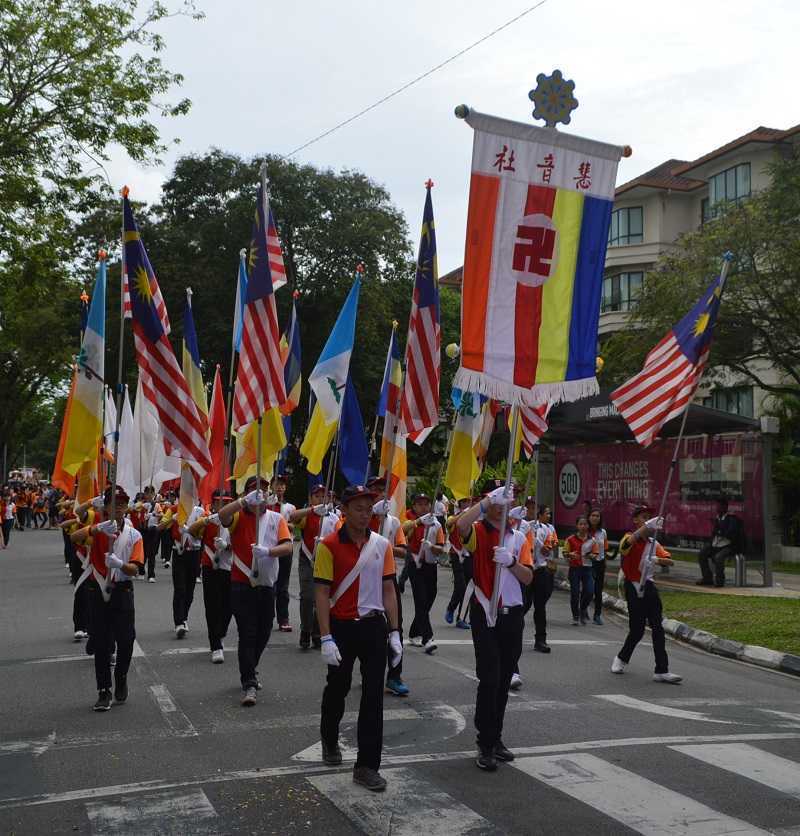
<box><xmin>105</xmin><ymin>0</ymin><xmax>799</xmax><ymax>274</ymax></box>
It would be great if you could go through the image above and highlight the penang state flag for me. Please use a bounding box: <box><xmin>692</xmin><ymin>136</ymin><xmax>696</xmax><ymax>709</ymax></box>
<box><xmin>454</xmin><ymin>110</ymin><xmax>625</xmax><ymax>406</ymax></box>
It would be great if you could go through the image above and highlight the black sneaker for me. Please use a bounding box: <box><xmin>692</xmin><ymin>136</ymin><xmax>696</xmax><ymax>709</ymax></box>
<box><xmin>494</xmin><ymin>741</ymin><xmax>515</xmax><ymax>762</ymax></box>
<box><xmin>93</xmin><ymin>689</ymin><xmax>112</xmax><ymax>712</ymax></box>
<box><xmin>114</xmin><ymin>677</ymin><xmax>128</xmax><ymax>704</ymax></box>
<box><xmin>534</xmin><ymin>641</ymin><xmax>551</xmax><ymax>653</ymax></box>
<box><xmin>299</xmin><ymin>631</ymin><xmax>311</xmax><ymax>650</ymax></box>
<box><xmin>312</xmin><ymin>636</ymin><xmax>322</xmax><ymax>649</ymax></box>
<box><xmin>352</xmin><ymin>766</ymin><xmax>387</xmax><ymax>791</ymax></box>
<box><xmin>322</xmin><ymin>739</ymin><xmax>343</xmax><ymax>765</ymax></box>
<box><xmin>85</xmin><ymin>636</ymin><xmax>94</xmax><ymax>656</ymax></box>
<box><xmin>476</xmin><ymin>748</ymin><xmax>497</xmax><ymax>771</ymax></box>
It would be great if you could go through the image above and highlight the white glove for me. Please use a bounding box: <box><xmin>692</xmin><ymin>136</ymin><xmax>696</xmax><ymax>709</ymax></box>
<box><xmin>143</xmin><ymin>502</ymin><xmax>152</xmax><ymax>512</ymax></box>
<box><xmin>252</xmin><ymin>544</ymin><xmax>271</xmax><ymax>560</ymax></box>
<box><xmin>487</xmin><ymin>486</ymin><xmax>511</xmax><ymax>507</ymax></box>
<box><xmin>417</xmin><ymin>513</ymin><xmax>436</xmax><ymax>526</ymax></box>
<box><xmin>645</xmin><ymin>516</ymin><xmax>664</xmax><ymax>531</ymax></box>
<box><xmin>90</xmin><ymin>495</ymin><xmax>105</xmax><ymax>509</ymax></box>
<box><xmin>372</xmin><ymin>499</ymin><xmax>391</xmax><ymax>516</ymax></box>
<box><xmin>213</xmin><ymin>537</ymin><xmax>226</xmax><ymax>551</ymax></box>
<box><xmin>388</xmin><ymin>630</ymin><xmax>403</xmax><ymax>668</ymax></box>
<box><xmin>581</xmin><ymin>539</ymin><xmax>595</xmax><ymax>555</ymax></box>
<box><xmin>105</xmin><ymin>553</ymin><xmax>124</xmax><ymax>570</ymax></box>
<box><xmin>508</xmin><ymin>506</ymin><xmax>526</xmax><ymax>521</ymax></box>
<box><xmin>95</xmin><ymin>519</ymin><xmax>118</xmax><ymax>536</ymax></box>
<box><xmin>313</xmin><ymin>504</ymin><xmax>327</xmax><ymax>517</ymax></box>
<box><xmin>493</xmin><ymin>545</ymin><xmax>515</xmax><ymax>568</ymax></box>
<box><xmin>243</xmin><ymin>490</ymin><xmax>264</xmax><ymax>508</ymax></box>
<box><xmin>320</xmin><ymin>635</ymin><xmax>341</xmax><ymax>667</ymax></box>
<box><xmin>206</xmin><ymin>513</ymin><xmax>220</xmax><ymax>526</ymax></box>
<box><xmin>266</xmin><ymin>493</ymin><xmax>278</xmax><ymax>506</ymax></box>
<box><xmin>127</xmin><ymin>499</ymin><xmax>135</xmax><ymax>510</ymax></box>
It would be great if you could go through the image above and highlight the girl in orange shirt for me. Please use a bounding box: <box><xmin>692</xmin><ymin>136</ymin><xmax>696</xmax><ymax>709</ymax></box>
<box><xmin>564</xmin><ymin>516</ymin><xmax>599</xmax><ymax>625</ymax></box>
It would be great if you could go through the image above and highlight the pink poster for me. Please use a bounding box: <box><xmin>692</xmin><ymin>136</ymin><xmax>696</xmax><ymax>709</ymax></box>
<box><xmin>553</xmin><ymin>433</ymin><xmax>762</xmax><ymax>548</ymax></box>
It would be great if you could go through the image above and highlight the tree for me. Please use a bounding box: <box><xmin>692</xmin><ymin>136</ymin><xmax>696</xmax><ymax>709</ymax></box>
<box><xmin>601</xmin><ymin>149</ymin><xmax>800</xmax><ymax>398</ymax></box>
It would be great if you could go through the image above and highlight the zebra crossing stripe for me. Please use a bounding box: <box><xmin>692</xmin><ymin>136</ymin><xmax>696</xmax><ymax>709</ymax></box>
<box><xmin>672</xmin><ymin>743</ymin><xmax>800</xmax><ymax>799</ymax></box>
<box><xmin>594</xmin><ymin>694</ymin><xmax>736</xmax><ymax>724</ymax></box>
<box><xmin>307</xmin><ymin>767</ymin><xmax>500</xmax><ymax>835</ymax></box>
<box><xmin>512</xmin><ymin>752</ymin><xmax>770</xmax><ymax>835</ymax></box>
<box><xmin>85</xmin><ymin>788</ymin><xmax>217</xmax><ymax>834</ymax></box>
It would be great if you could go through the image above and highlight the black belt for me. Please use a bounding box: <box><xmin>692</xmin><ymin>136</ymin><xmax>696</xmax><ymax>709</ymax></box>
<box><xmin>498</xmin><ymin>604</ymin><xmax>523</xmax><ymax>615</ymax></box>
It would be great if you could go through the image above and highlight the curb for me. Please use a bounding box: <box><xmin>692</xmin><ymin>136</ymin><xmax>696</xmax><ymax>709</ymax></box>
<box><xmin>554</xmin><ymin>577</ymin><xmax>800</xmax><ymax>677</ymax></box>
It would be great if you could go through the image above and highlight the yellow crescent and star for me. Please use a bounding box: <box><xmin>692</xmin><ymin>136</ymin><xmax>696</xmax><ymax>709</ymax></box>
<box><xmin>692</xmin><ymin>279</ymin><xmax>723</xmax><ymax>337</ymax></box>
<box><xmin>134</xmin><ymin>266</ymin><xmax>153</xmax><ymax>304</ymax></box>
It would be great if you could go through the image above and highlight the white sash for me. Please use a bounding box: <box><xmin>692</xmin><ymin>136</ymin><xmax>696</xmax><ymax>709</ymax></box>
<box><xmin>234</xmin><ymin>511</ymin><xmax>281</xmax><ymax>587</ymax></box>
<box><xmin>474</xmin><ymin>528</ymin><xmax>526</xmax><ymax>627</ymax></box>
<box><xmin>330</xmin><ymin>532</ymin><xmax>387</xmax><ymax>609</ymax></box>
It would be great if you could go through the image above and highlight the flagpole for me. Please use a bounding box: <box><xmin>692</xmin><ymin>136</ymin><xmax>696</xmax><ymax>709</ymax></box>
<box><xmin>488</xmin><ymin>404</ymin><xmax>520</xmax><ymax>624</ymax></box>
<box><xmin>635</xmin><ymin>253</ymin><xmax>733</xmax><ymax>597</ymax></box>
<box><xmin>222</xmin><ymin>249</ymin><xmax>246</xmax><ymax>498</ymax></box>
<box><xmin>109</xmin><ymin>192</ymin><xmax>129</xmax><ymax>527</ymax></box>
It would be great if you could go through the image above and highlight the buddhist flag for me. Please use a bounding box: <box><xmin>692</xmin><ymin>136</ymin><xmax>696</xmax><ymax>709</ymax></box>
<box><xmin>60</xmin><ymin>255</ymin><xmax>107</xmax><ymax>474</ymax></box>
<box><xmin>454</xmin><ymin>109</ymin><xmax>624</xmax><ymax>406</ymax></box>
<box><xmin>444</xmin><ymin>390</ymin><xmax>483</xmax><ymax>500</ymax></box>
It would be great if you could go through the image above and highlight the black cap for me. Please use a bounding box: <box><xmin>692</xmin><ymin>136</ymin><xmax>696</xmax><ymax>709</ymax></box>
<box><xmin>411</xmin><ymin>493</ymin><xmax>431</xmax><ymax>503</ymax></box>
<box><xmin>244</xmin><ymin>476</ymin><xmax>270</xmax><ymax>492</ymax></box>
<box><xmin>366</xmin><ymin>476</ymin><xmax>386</xmax><ymax>490</ymax></box>
<box><xmin>632</xmin><ymin>505</ymin><xmax>650</xmax><ymax>517</ymax></box>
<box><xmin>340</xmin><ymin>484</ymin><xmax>379</xmax><ymax>504</ymax></box>
<box><xmin>103</xmin><ymin>485</ymin><xmax>129</xmax><ymax>506</ymax></box>
<box><xmin>524</xmin><ymin>496</ymin><xmax>537</xmax><ymax>506</ymax></box>
<box><xmin>309</xmin><ymin>483</ymin><xmax>326</xmax><ymax>495</ymax></box>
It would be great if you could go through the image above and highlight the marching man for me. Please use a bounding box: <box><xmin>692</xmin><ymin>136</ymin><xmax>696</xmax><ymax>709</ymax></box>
<box><xmin>457</xmin><ymin>486</ymin><xmax>533</xmax><ymax>771</ymax></box>
<box><xmin>611</xmin><ymin>505</ymin><xmax>682</xmax><ymax>683</ymax></box>
<box><xmin>217</xmin><ymin>476</ymin><xmax>294</xmax><ymax>706</ymax></box>
<box><xmin>314</xmin><ymin>485</ymin><xmax>401</xmax><ymax>792</ymax></box>
<box><xmin>71</xmin><ymin>486</ymin><xmax>144</xmax><ymax>711</ymax></box>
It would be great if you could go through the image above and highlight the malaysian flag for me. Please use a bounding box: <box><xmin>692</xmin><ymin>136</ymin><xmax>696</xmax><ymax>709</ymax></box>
<box><xmin>122</xmin><ymin>191</ymin><xmax>211</xmax><ymax>477</ymax></box>
<box><xmin>232</xmin><ymin>170</ymin><xmax>287</xmax><ymax>430</ymax></box>
<box><xmin>267</xmin><ymin>209</ymin><xmax>287</xmax><ymax>291</ymax></box>
<box><xmin>611</xmin><ymin>262</ymin><xmax>730</xmax><ymax>447</ymax></box>
<box><xmin>519</xmin><ymin>402</ymin><xmax>551</xmax><ymax>458</ymax></box>
<box><xmin>400</xmin><ymin>181</ymin><xmax>440</xmax><ymax>438</ymax></box>
<box><xmin>122</xmin><ymin>208</ymin><xmax>170</xmax><ymax>333</ymax></box>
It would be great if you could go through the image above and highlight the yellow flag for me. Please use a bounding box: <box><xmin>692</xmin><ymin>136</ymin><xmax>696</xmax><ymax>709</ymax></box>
<box><xmin>233</xmin><ymin>407</ymin><xmax>287</xmax><ymax>481</ymax></box>
<box><xmin>299</xmin><ymin>401</ymin><xmax>337</xmax><ymax>475</ymax></box>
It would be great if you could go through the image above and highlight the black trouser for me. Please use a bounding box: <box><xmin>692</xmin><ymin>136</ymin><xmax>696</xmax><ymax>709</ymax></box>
<box><xmin>67</xmin><ymin>542</ymin><xmax>89</xmax><ymax>633</ymax></box>
<box><xmin>275</xmin><ymin>553</ymin><xmax>292</xmax><ymax>625</ymax></box>
<box><xmin>230</xmin><ymin>582</ymin><xmax>274</xmax><ymax>688</ymax></box>
<box><xmin>408</xmin><ymin>558</ymin><xmax>436</xmax><ymax>644</ymax></box>
<box><xmin>2</xmin><ymin>519</ymin><xmax>12</xmax><ymax>546</ymax></box>
<box><xmin>16</xmin><ymin>508</ymin><xmax>26</xmax><ymax>530</ymax></box>
<box><xmin>160</xmin><ymin>530</ymin><xmax>173</xmax><ymax>564</ymax></box>
<box><xmin>470</xmin><ymin>601</ymin><xmax>523</xmax><ymax>751</ymax></box>
<box><xmin>172</xmin><ymin>549</ymin><xmax>200</xmax><ymax>626</ymax></box>
<box><xmin>202</xmin><ymin>565</ymin><xmax>231</xmax><ymax>651</ymax></box>
<box><xmin>592</xmin><ymin>560</ymin><xmax>606</xmax><ymax>617</ymax></box>
<box><xmin>532</xmin><ymin>566</ymin><xmax>554</xmax><ymax>641</ymax></box>
<box><xmin>398</xmin><ymin>554</ymin><xmax>410</xmax><ymax>589</ymax></box>
<box><xmin>618</xmin><ymin>580</ymin><xmax>669</xmax><ymax>674</ymax></box>
<box><xmin>141</xmin><ymin>528</ymin><xmax>159</xmax><ymax>579</ymax></box>
<box><xmin>62</xmin><ymin>529</ymin><xmax>72</xmax><ymax>564</ymax></box>
<box><xmin>447</xmin><ymin>554</ymin><xmax>467</xmax><ymax>613</ymax></box>
<box><xmin>568</xmin><ymin>566</ymin><xmax>594</xmax><ymax>618</ymax></box>
<box><xmin>386</xmin><ymin>577</ymin><xmax>403</xmax><ymax>681</ymax></box>
<box><xmin>88</xmin><ymin>580</ymin><xmax>135</xmax><ymax>692</ymax></box>
<box><xmin>298</xmin><ymin>553</ymin><xmax>320</xmax><ymax>638</ymax></box>
<box><xmin>698</xmin><ymin>544</ymin><xmax>734</xmax><ymax>585</ymax></box>
<box><xmin>321</xmin><ymin>614</ymin><xmax>388</xmax><ymax>771</ymax></box>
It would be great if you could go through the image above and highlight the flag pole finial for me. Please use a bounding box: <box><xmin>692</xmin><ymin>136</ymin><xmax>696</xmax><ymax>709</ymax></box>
<box><xmin>121</xmin><ymin>185</ymin><xmax>129</xmax><ymax>198</ymax></box>
<box><xmin>425</xmin><ymin>178</ymin><xmax>434</xmax><ymax>190</ymax></box>
<box><xmin>239</xmin><ymin>247</ymin><xmax>247</xmax><ymax>260</ymax></box>
<box><xmin>722</xmin><ymin>250</ymin><xmax>734</xmax><ymax>261</ymax></box>
<box><xmin>392</xmin><ymin>319</ymin><xmax>398</xmax><ymax>329</ymax></box>
<box><xmin>98</xmin><ymin>249</ymin><xmax>107</xmax><ymax>261</ymax></box>
<box><xmin>292</xmin><ymin>289</ymin><xmax>300</xmax><ymax>300</ymax></box>
<box><xmin>186</xmin><ymin>287</ymin><xmax>193</xmax><ymax>305</ymax></box>
<box><xmin>355</xmin><ymin>262</ymin><xmax>365</xmax><ymax>274</ymax></box>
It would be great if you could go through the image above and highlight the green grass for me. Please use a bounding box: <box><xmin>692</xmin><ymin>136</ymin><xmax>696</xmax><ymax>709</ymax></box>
<box><xmin>666</xmin><ymin>549</ymin><xmax>800</xmax><ymax>575</ymax></box>
<box><xmin>657</xmin><ymin>590</ymin><xmax>800</xmax><ymax>656</ymax></box>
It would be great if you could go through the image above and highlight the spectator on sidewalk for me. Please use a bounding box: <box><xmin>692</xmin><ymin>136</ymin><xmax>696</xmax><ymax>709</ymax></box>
<box><xmin>697</xmin><ymin>497</ymin><xmax>744</xmax><ymax>588</ymax></box>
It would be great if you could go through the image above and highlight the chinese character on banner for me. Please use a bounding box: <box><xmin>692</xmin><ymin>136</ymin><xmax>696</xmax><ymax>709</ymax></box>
<box><xmin>574</xmin><ymin>161</ymin><xmax>592</xmax><ymax>189</ymax></box>
<box><xmin>537</xmin><ymin>153</ymin><xmax>555</xmax><ymax>183</ymax></box>
<box><xmin>493</xmin><ymin>145</ymin><xmax>516</xmax><ymax>173</ymax></box>
<box><xmin>513</xmin><ymin>224</ymin><xmax>556</xmax><ymax>278</ymax></box>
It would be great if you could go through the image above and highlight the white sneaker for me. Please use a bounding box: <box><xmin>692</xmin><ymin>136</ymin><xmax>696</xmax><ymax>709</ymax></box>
<box><xmin>148</xmin><ymin>577</ymin><xmax>155</xmax><ymax>583</ymax></box>
<box><xmin>611</xmin><ymin>656</ymin><xmax>627</xmax><ymax>674</ymax></box>
<box><xmin>509</xmin><ymin>672</ymin><xmax>522</xmax><ymax>690</ymax></box>
<box><xmin>176</xmin><ymin>624</ymin><xmax>187</xmax><ymax>639</ymax></box>
<box><xmin>73</xmin><ymin>630</ymin><xmax>86</xmax><ymax>641</ymax></box>
<box><xmin>211</xmin><ymin>649</ymin><xmax>224</xmax><ymax>664</ymax></box>
<box><xmin>423</xmin><ymin>639</ymin><xmax>437</xmax><ymax>655</ymax></box>
<box><xmin>409</xmin><ymin>636</ymin><xmax>423</xmax><ymax>647</ymax></box>
<box><xmin>653</xmin><ymin>672</ymin><xmax>683</xmax><ymax>684</ymax></box>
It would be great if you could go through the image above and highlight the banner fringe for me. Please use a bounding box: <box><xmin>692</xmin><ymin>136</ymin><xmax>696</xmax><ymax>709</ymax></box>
<box><xmin>452</xmin><ymin>368</ymin><xmax>598</xmax><ymax>407</ymax></box>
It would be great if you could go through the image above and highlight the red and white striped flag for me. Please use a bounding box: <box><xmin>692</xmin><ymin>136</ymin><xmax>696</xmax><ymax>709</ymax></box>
<box><xmin>267</xmin><ymin>210</ymin><xmax>287</xmax><ymax>292</ymax></box>
<box><xmin>122</xmin><ymin>191</ymin><xmax>211</xmax><ymax>477</ymax></box>
<box><xmin>400</xmin><ymin>182</ymin><xmax>440</xmax><ymax>438</ymax></box>
<box><xmin>232</xmin><ymin>175</ymin><xmax>287</xmax><ymax>429</ymax></box>
<box><xmin>611</xmin><ymin>266</ymin><xmax>729</xmax><ymax>447</ymax></box>
<box><xmin>520</xmin><ymin>402</ymin><xmax>551</xmax><ymax>458</ymax></box>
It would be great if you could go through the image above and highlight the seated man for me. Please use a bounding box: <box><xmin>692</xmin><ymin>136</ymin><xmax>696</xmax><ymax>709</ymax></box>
<box><xmin>697</xmin><ymin>497</ymin><xmax>743</xmax><ymax>587</ymax></box>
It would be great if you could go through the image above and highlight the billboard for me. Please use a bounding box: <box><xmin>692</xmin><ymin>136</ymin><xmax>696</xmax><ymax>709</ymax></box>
<box><xmin>553</xmin><ymin>433</ymin><xmax>763</xmax><ymax>549</ymax></box>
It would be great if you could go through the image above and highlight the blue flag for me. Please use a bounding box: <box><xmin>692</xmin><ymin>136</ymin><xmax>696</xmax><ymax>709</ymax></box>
<box><xmin>339</xmin><ymin>377</ymin><xmax>369</xmax><ymax>486</ymax></box>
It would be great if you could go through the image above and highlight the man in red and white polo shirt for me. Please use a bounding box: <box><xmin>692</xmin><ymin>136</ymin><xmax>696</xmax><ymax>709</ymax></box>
<box><xmin>314</xmin><ymin>484</ymin><xmax>401</xmax><ymax>792</ymax></box>
<box><xmin>218</xmin><ymin>476</ymin><xmax>293</xmax><ymax>707</ymax></box>
<box><xmin>457</xmin><ymin>486</ymin><xmax>533</xmax><ymax>772</ymax></box>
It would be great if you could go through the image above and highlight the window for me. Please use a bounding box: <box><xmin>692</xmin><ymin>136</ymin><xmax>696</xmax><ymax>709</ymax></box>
<box><xmin>601</xmin><ymin>271</ymin><xmax>644</xmax><ymax>312</ymax></box>
<box><xmin>608</xmin><ymin>206</ymin><xmax>643</xmax><ymax>246</ymax></box>
<box><xmin>707</xmin><ymin>163</ymin><xmax>751</xmax><ymax>219</ymax></box>
<box><xmin>702</xmin><ymin>386</ymin><xmax>754</xmax><ymax>418</ymax></box>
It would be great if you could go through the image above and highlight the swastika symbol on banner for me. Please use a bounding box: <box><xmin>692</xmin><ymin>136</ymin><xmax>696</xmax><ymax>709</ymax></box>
<box><xmin>507</xmin><ymin>212</ymin><xmax>560</xmax><ymax>288</ymax></box>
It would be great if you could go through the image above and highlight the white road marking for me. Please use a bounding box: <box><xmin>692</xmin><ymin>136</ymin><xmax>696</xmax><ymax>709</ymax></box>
<box><xmin>421</xmin><ymin>653</ymin><xmax>478</xmax><ymax>682</ymax></box>
<box><xmin>85</xmin><ymin>787</ymin><xmax>217</xmax><ymax>834</ymax></box>
<box><xmin>161</xmin><ymin>645</ymin><xmax>236</xmax><ymax>656</ymax></box>
<box><xmin>292</xmin><ymin>739</ymin><xmax>359</xmax><ymax>763</ymax></box>
<box><xmin>512</xmin><ymin>752</ymin><xmax>770</xmax><ymax>835</ymax></box>
<box><xmin>132</xmin><ymin>639</ymin><xmax>145</xmax><ymax>658</ymax></box>
<box><xmin>2</xmin><ymin>732</ymin><xmax>799</xmax><ymax>811</ymax></box>
<box><xmin>25</xmin><ymin>654</ymin><xmax>91</xmax><ymax>664</ymax></box>
<box><xmin>308</xmin><ymin>767</ymin><xmax>499</xmax><ymax>835</ymax></box>
<box><xmin>423</xmin><ymin>638</ymin><xmax>613</xmax><ymax>646</ymax></box>
<box><xmin>672</xmin><ymin>742</ymin><xmax>800</xmax><ymax>799</ymax></box>
<box><xmin>133</xmin><ymin>649</ymin><xmax>197</xmax><ymax>738</ymax></box>
<box><xmin>594</xmin><ymin>694</ymin><xmax>736</xmax><ymax>724</ymax></box>
<box><xmin>759</xmin><ymin>709</ymin><xmax>800</xmax><ymax>726</ymax></box>
<box><xmin>149</xmin><ymin>684</ymin><xmax>177</xmax><ymax>714</ymax></box>
<box><xmin>0</xmin><ymin>732</ymin><xmax>55</xmax><ymax>757</ymax></box>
